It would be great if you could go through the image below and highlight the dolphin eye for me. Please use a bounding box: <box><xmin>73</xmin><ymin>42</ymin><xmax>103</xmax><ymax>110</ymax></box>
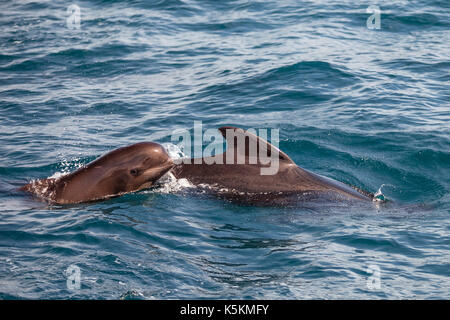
<box><xmin>130</xmin><ymin>169</ymin><xmax>140</xmax><ymax>177</ymax></box>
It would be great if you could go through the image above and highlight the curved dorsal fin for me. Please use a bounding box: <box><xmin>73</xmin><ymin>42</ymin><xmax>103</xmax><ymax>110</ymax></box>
<box><xmin>218</xmin><ymin>126</ymin><xmax>295</xmax><ymax>163</ymax></box>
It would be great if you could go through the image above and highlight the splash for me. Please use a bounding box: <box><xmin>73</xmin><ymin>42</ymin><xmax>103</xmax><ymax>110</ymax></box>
<box><xmin>152</xmin><ymin>171</ymin><xmax>193</xmax><ymax>194</ymax></box>
<box><xmin>49</xmin><ymin>157</ymin><xmax>86</xmax><ymax>179</ymax></box>
<box><xmin>153</xmin><ymin>143</ymin><xmax>195</xmax><ymax>193</ymax></box>
<box><xmin>373</xmin><ymin>184</ymin><xmax>390</xmax><ymax>202</ymax></box>
<box><xmin>48</xmin><ymin>172</ymin><xmax>68</xmax><ymax>180</ymax></box>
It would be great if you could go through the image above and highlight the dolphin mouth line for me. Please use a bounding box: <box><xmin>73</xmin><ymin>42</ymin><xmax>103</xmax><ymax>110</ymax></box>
<box><xmin>159</xmin><ymin>159</ymin><xmax>175</xmax><ymax>171</ymax></box>
<box><xmin>145</xmin><ymin>159</ymin><xmax>175</xmax><ymax>182</ymax></box>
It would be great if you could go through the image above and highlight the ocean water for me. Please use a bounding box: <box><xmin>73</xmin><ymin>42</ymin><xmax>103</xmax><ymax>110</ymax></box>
<box><xmin>0</xmin><ymin>0</ymin><xmax>449</xmax><ymax>299</ymax></box>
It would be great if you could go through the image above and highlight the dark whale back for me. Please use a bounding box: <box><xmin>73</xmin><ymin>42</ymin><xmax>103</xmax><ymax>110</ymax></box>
<box><xmin>171</xmin><ymin>127</ymin><xmax>372</xmax><ymax>203</ymax></box>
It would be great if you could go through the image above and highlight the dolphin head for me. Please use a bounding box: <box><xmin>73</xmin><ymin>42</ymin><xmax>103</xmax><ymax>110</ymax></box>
<box><xmin>119</xmin><ymin>142</ymin><xmax>174</xmax><ymax>192</ymax></box>
<box><xmin>96</xmin><ymin>142</ymin><xmax>174</xmax><ymax>194</ymax></box>
<box><xmin>52</xmin><ymin>142</ymin><xmax>175</xmax><ymax>203</ymax></box>
<box><xmin>21</xmin><ymin>142</ymin><xmax>174</xmax><ymax>204</ymax></box>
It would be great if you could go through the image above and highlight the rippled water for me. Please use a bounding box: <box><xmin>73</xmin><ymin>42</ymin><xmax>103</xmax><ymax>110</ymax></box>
<box><xmin>0</xmin><ymin>0</ymin><xmax>449</xmax><ymax>299</ymax></box>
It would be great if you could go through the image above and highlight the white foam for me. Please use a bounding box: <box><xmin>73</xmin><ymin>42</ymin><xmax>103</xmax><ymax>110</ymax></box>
<box><xmin>145</xmin><ymin>143</ymin><xmax>195</xmax><ymax>193</ymax></box>
<box><xmin>373</xmin><ymin>184</ymin><xmax>389</xmax><ymax>202</ymax></box>
<box><xmin>48</xmin><ymin>157</ymin><xmax>85</xmax><ymax>179</ymax></box>
<box><xmin>154</xmin><ymin>171</ymin><xmax>194</xmax><ymax>194</ymax></box>
<box><xmin>48</xmin><ymin>171</ymin><xmax>68</xmax><ymax>179</ymax></box>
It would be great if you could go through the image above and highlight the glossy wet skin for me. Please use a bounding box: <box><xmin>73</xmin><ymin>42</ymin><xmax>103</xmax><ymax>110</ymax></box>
<box><xmin>171</xmin><ymin>127</ymin><xmax>372</xmax><ymax>203</ymax></box>
<box><xmin>21</xmin><ymin>142</ymin><xmax>174</xmax><ymax>204</ymax></box>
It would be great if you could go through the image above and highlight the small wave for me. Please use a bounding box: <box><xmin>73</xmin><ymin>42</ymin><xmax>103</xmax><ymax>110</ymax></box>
<box><xmin>119</xmin><ymin>289</ymin><xmax>146</xmax><ymax>300</ymax></box>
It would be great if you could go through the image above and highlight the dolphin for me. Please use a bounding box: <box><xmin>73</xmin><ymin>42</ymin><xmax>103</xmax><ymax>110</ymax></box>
<box><xmin>20</xmin><ymin>142</ymin><xmax>174</xmax><ymax>204</ymax></box>
<box><xmin>171</xmin><ymin>127</ymin><xmax>373</xmax><ymax>205</ymax></box>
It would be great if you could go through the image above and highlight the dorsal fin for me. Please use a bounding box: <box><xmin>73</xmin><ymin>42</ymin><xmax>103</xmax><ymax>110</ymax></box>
<box><xmin>218</xmin><ymin>126</ymin><xmax>294</xmax><ymax>163</ymax></box>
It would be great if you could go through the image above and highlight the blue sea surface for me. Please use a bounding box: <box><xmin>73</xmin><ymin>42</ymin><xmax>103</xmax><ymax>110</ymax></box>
<box><xmin>0</xmin><ymin>0</ymin><xmax>449</xmax><ymax>299</ymax></box>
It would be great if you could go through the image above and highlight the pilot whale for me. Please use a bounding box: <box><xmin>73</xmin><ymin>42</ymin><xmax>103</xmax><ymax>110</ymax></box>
<box><xmin>171</xmin><ymin>127</ymin><xmax>373</xmax><ymax>205</ymax></box>
<box><xmin>20</xmin><ymin>142</ymin><xmax>174</xmax><ymax>204</ymax></box>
